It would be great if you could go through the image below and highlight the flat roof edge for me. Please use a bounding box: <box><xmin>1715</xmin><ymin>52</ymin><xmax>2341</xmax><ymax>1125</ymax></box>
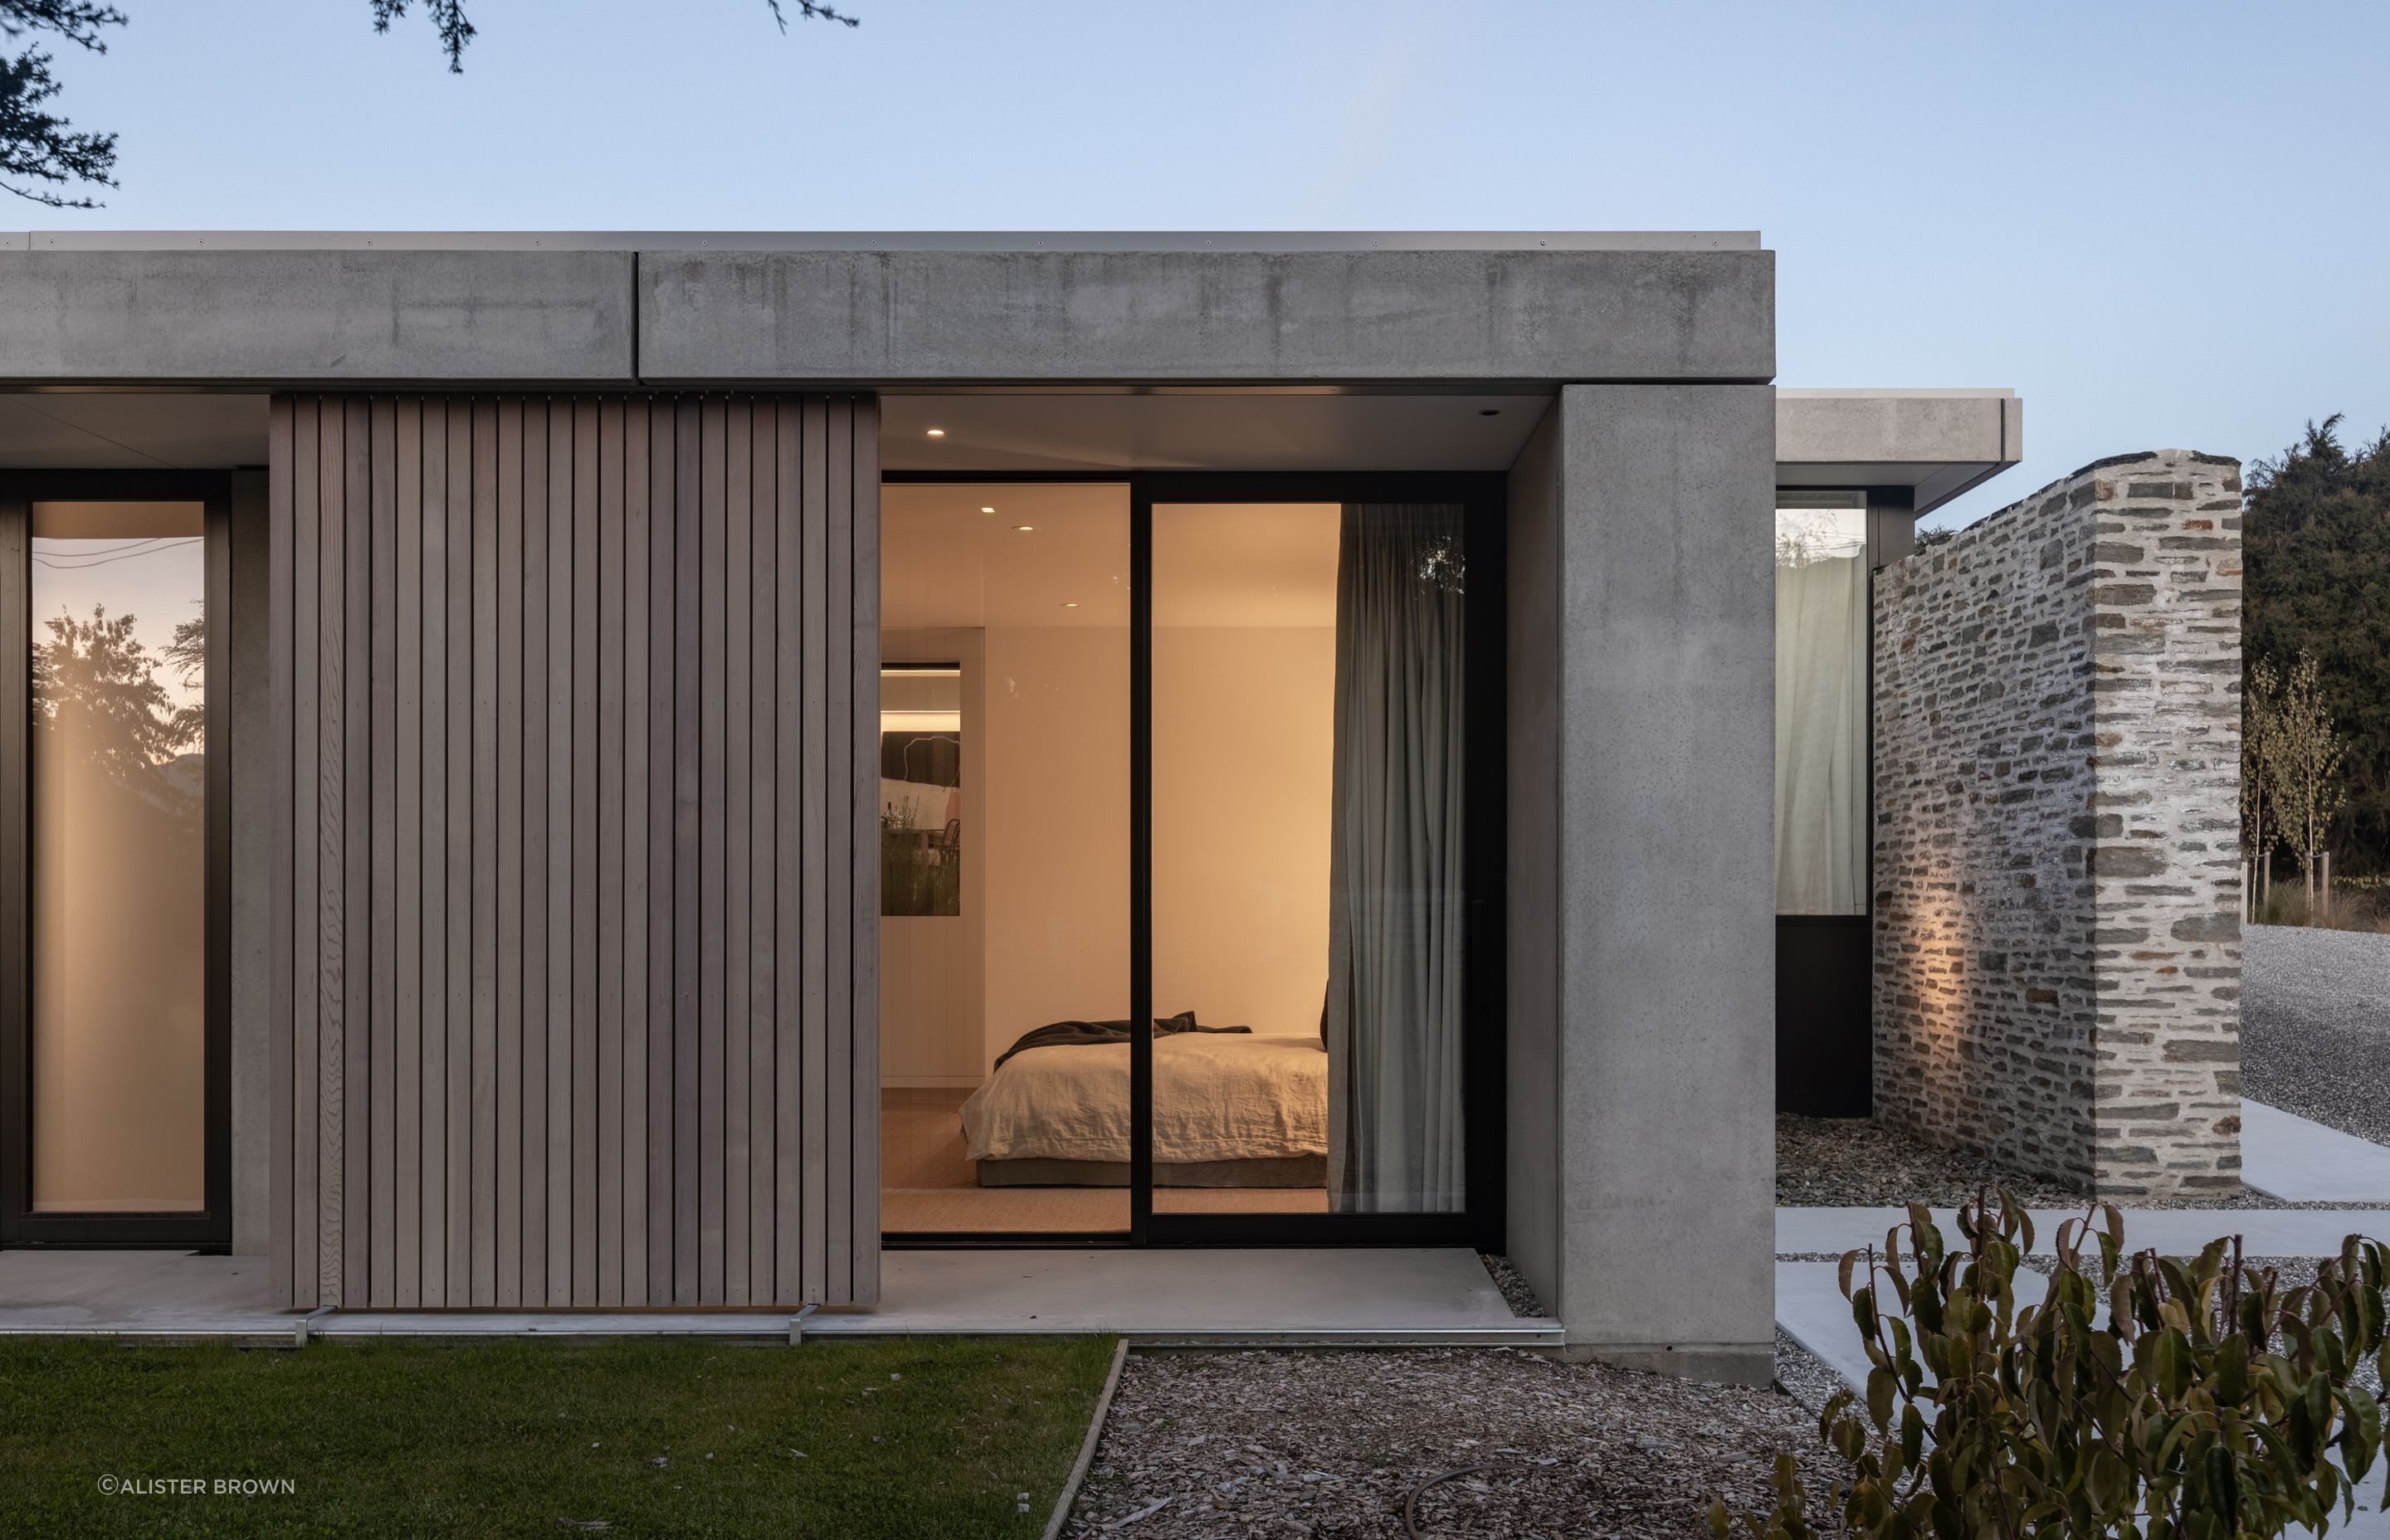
<box><xmin>10</xmin><ymin>230</ymin><xmax>1763</xmax><ymax>255</ymax></box>
<box><xmin>1776</xmin><ymin>387</ymin><xmax>2016</xmax><ymax>400</ymax></box>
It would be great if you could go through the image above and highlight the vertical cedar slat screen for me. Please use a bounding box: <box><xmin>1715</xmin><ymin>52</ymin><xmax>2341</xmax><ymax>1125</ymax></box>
<box><xmin>268</xmin><ymin>393</ymin><xmax>880</xmax><ymax>1310</ymax></box>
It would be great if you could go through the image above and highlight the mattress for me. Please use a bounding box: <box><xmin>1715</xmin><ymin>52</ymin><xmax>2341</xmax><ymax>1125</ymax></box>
<box><xmin>975</xmin><ymin>1155</ymin><xmax>1327</xmax><ymax>1188</ymax></box>
<box><xmin>960</xmin><ymin>1031</ymin><xmax>1329</xmax><ymax>1166</ymax></box>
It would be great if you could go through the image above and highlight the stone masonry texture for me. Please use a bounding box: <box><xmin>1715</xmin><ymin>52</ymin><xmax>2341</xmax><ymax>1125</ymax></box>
<box><xmin>1872</xmin><ymin>451</ymin><xmax>2244</xmax><ymax>1198</ymax></box>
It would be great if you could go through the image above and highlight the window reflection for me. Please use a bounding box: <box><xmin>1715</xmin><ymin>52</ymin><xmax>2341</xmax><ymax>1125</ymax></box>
<box><xmin>29</xmin><ymin>501</ymin><xmax>207</xmax><ymax>1212</ymax></box>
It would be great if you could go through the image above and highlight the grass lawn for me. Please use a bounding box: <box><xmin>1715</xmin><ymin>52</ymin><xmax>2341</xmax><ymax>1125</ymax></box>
<box><xmin>0</xmin><ymin>1333</ymin><xmax>1116</xmax><ymax>1538</ymax></box>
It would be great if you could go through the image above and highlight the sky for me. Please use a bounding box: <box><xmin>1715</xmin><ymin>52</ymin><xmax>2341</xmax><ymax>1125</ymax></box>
<box><xmin>22</xmin><ymin>0</ymin><xmax>2390</xmax><ymax>528</ymax></box>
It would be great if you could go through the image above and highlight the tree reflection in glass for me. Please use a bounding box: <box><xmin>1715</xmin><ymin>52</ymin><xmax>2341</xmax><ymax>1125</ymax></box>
<box><xmin>28</xmin><ymin>503</ymin><xmax>207</xmax><ymax>1214</ymax></box>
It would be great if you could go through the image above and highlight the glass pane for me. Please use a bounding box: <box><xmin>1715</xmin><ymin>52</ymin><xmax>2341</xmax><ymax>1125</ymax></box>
<box><xmin>1775</xmin><ymin>496</ymin><xmax>1870</xmax><ymax>916</ymax></box>
<box><xmin>29</xmin><ymin>500</ymin><xmax>207</xmax><ymax>1212</ymax></box>
<box><xmin>879</xmin><ymin>483</ymin><xmax>1130</xmax><ymax>1234</ymax></box>
<box><xmin>881</xmin><ymin>665</ymin><xmax>962</xmax><ymax>918</ymax></box>
<box><xmin>1153</xmin><ymin>503</ymin><xmax>1466</xmax><ymax>1216</ymax></box>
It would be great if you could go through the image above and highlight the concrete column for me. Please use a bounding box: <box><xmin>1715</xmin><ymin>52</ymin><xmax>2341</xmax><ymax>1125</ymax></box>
<box><xmin>1508</xmin><ymin>384</ymin><xmax>1778</xmax><ymax>1382</ymax></box>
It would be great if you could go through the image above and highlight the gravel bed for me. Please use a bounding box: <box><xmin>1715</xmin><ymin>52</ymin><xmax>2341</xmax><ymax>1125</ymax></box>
<box><xmin>1771</xmin><ymin>1330</ymin><xmax>1846</xmax><ymax>1417</ymax></box>
<box><xmin>1779</xmin><ymin>1115</ymin><xmax>2086</xmax><ymax>1208</ymax></box>
<box><xmin>1778</xmin><ymin>1112</ymin><xmax>2384</xmax><ymax>1212</ymax></box>
<box><xmin>1479</xmin><ymin>1255</ymin><xmax>1546</xmax><ymax>1318</ymax></box>
<box><xmin>2241</xmin><ymin>923</ymin><xmax>2390</xmax><ymax>1147</ymax></box>
<box><xmin>1063</xmin><ymin>1348</ymin><xmax>1838</xmax><ymax>1539</ymax></box>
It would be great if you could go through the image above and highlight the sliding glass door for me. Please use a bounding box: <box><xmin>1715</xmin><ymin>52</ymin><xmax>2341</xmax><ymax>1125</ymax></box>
<box><xmin>878</xmin><ymin>472</ymin><xmax>1501</xmax><ymax>1248</ymax></box>
<box><xmin>1133</xmin><ymin>476</ymin><xmax>1502</xmax><ymax>1248</ymax></box>
<box><xmin>878</xmin><ymin>483</ymin><xmax>1133</xmax><ymax>1240</ymax></box>
<box><xmin>2</xmin><ymin>476</ymin><xmax>230</xmax><ymax>1246</ymax></box>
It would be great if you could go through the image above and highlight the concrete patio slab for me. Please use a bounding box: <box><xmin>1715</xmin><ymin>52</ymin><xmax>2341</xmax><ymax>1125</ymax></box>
<box><xmin>0</xmin><ymin>1246</ymin><xmax>1554</xmax><ymax>1347</ymax></box>
<box><xmin>2242</xmin><ymin>1099</ymin><xmax>2390</xmax><ymax>1202</ymax></box>
<box><xmin>1780</xmin><ymin>1207</ymin><xmax>2390</xmax><ymax>1260</ymax></box>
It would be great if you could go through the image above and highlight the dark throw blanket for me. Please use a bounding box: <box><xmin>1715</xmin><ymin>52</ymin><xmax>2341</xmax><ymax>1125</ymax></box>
<box><xmin>991</xmin><ymin>1011</ymin><xmax>1251</xmax><ymax>1073</ymax></box>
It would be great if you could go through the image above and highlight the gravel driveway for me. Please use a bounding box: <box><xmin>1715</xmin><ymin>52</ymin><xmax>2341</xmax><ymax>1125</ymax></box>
<box><xmin>1063</xmin><ymin>1348</ymin><xmax>1835</xmax><ymax>1539</ymax></box>
<box><xmin>2241</xmin><ymin>924</ymin><xmax>2390</xmax><ymax>1146</ymax></box>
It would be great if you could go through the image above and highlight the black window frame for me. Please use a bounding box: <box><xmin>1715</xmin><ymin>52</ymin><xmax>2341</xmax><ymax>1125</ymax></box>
<box><xmin>0</xmin><ymin>470</ymin><xmax>233</xmax><ymax>1249</ymax></box>
<box><xmin>879</xmin><ymin>470</ymin><xmax>1506</xmax><ymax>1253</ymax></box>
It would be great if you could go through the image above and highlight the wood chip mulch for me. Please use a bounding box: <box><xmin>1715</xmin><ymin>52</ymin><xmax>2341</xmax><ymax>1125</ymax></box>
<box><xmin>1061</xmin><ymin>1347</ymin><xmax>1839</xmax><ymax>1539</ymax></box>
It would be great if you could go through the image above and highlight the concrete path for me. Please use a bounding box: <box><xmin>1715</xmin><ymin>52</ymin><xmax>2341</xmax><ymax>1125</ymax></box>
<box><xmin>1782</xmin><ymin>1206</ymin><xmax>2390</xmax><ymax>1260</ymax></box>
<box><xmin>2243</xmin><ymin>1099</ymin><xmax>2390</xmax><ymax>1202</ymax></box>
<box><xmin>0</xmin><ymin>1246</ymin><xmax>1554</xmax><ymax>1347</ymax></box>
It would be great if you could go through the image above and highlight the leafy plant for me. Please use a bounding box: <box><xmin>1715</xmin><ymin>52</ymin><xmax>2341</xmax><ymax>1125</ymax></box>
<box><xmin>1714</xmin><ymin>1192</ymin><xmax>2390</xmax><ymax>1539</ymax></box>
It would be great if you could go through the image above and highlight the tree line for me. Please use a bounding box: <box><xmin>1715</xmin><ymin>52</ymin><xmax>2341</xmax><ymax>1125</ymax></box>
<box><xmin>2243</xmin><ymin>416</ymin><xmax>2389</xmax><ymax>892</ymax></box>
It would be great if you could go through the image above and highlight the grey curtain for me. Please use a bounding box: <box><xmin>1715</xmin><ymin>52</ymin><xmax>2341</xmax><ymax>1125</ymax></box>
<box><xmin>1325</xmin><ymin>504</ymin><xmax>1467</xmax><ymax>1213</ymax></box>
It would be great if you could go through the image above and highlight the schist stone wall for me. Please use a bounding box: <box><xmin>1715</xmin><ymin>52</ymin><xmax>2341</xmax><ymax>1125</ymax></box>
<box><xmin>1872</xmin><ymin>451</ymin><xmax>2244</xmax><ymax>1198</ymax></box>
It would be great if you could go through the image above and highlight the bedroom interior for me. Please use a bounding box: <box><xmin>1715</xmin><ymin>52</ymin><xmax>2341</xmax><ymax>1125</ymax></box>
<box><xmin>878</xmin><ymin>478</ymin><xmax>1475</xmax><ymax>1238</ymax></box>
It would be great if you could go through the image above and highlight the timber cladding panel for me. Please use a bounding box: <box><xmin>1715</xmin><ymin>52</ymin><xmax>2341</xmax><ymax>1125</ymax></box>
<box><xmin>266</xmin><ymin>393</ymin><xmax>880</xmax><ymax>1309</ymax></box>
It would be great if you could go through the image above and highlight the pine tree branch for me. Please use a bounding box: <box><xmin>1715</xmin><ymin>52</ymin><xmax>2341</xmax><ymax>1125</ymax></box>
<box><xmin>2</xmin><ymin>46</ymin><xmax>118</xmax><ymax>206</ymax></box>
<box><xmin>0</xmin><ymin>2</ymin><xmax>126</xmax><ymax>51</ymax></box>
<box><xmin>1</xmin><ymin>0</ymin><xmax>125</xmax><ymax>205</ymax></box>
<box><xmin>377</xmin><ymin>0</ymin><xmax>860</xmax><ymax>72</ymax></box>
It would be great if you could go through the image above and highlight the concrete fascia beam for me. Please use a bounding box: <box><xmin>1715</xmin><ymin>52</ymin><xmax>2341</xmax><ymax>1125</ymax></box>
<box><xmin>1774</xmin><ymin>388</ymin><xmax>2024</xmax><ymax>514</ymax></box>
<box><xmin>0</xmin><ymin>249</ymin><xmax>636</xmax><ymax>384</ymax></box>
<box><xmin>637</xmin><ymin>247</ymin><xmax>1776</xmax><ymax>385</ymax></box>
<box><xmin>0</xmin><ymin>238</ymin><xmax>1773</xmax><ymax>388</ymax></box>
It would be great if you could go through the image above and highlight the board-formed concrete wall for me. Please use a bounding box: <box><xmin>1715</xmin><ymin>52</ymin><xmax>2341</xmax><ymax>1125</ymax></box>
<box><xmin>1872</xmin><ymin>451</ymin><xmax>2243</xmax><ymax>1199</ymax></box>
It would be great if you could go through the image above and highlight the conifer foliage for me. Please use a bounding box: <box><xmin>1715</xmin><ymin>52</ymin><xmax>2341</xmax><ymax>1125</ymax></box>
<box><xmin>2246</xmin><ymin>418</ymin><xmax>2390</xmax><ymax>875</ymax></box>
<box><xmin>1</xmin><ymin>0</ymin><xmax>858</xmax><ymax>206</ymax></box>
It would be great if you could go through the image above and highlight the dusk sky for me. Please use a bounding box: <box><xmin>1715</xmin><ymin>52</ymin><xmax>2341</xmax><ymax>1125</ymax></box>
<box><xmin>26</xmin><ymin>0</ymin><xmax>2388</xmax><ymax>526</ymax></box>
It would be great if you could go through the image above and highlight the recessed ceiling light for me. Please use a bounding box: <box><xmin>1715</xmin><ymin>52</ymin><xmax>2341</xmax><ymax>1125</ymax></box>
<box><xmin>1061</xmin><ymin>601</ymin><xmax>1079</xmax><ymax>609</ymax></box>
<box><xmin>1478</xmin><ymin>408</ymin><xmax>1501</xmax><ymax>417</ymax></box>
<box><xmin>980</xmin><ymin>505</ymin><xmax>996</xmax><ymax>514</ymax></box>
<box><xmin>1012</xmin><ymin>524</ymin><xmax>1035</xmax><ymax>532</ymax></box>
<box><xmin>925</xmin><ymin>427</ymin><xmax>946</xmax><ymax>437</ymax></box>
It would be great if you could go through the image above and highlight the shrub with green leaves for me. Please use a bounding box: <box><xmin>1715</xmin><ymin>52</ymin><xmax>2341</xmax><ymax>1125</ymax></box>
<box><xmin>1714</xmin><ymin>1193</ymin><xmax>2390</xmax><ymax>1538</ymax></box>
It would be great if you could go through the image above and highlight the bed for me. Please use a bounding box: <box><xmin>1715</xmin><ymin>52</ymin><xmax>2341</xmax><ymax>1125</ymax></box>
<box><xmin>960</xmin><ymin>1029</ymin><xmax>1329</xmax><ymax>1187</ymax></box>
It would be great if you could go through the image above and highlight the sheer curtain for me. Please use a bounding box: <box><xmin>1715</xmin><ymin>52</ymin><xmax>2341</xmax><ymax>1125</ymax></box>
<box><xmin>1774</xmin><ymin>520</ymin><xmax>1869</xmax><ymax>914</ymax></box>
<box><xmin>1324</xmin><ymin>504</ymin><xmax>1467</xmax><ymax>1213</ymax></box>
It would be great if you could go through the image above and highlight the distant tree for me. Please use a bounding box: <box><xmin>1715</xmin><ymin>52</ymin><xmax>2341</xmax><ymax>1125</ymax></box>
<box><xmin>2</xmin><ymin>0</ymin><xmax>856</xmax><ymax>206</ymax></box>
<box><xmin>2270</xmin><ymin>650</ymin><xmax>2349</xmax><ymax>906</ymax></box>
<box><xmin>2245</xmin><ymin>416</ymin><xmax>2390</xmax><ymax>875</ymax></box>
<box><xmin>2241</xmin><ymin>653</ymin><xmax>2282</xmax><ymax>912</ymax></box>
